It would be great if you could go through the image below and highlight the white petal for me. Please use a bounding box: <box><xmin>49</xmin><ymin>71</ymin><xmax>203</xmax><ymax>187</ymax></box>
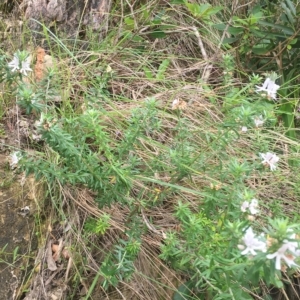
<box><xmin>249</xmin><ymin>248</ymin><xmax>257</xmax><ymax>256</ymax></box>
<box><xmin>10</xmin><ymin>151</ymin><xmax>21</xmax><ymax>169</ymax></box>
<box><xmin>270</xmin><ymin>154</ymin><xmax>279</xmax><ymax>164</ymax></box>
<box><xmin>256</xmin><ymin>77</ymin><xmax>279</xmax><ymax>100</ymax></box>
<box><xmin>262</xmin><ymin>78</ymin><xmax>271</xmax><ymax>89</ymax></box>
<box><xmin>241</xmin><ymin>248</ymin><xmax>250</xmax><ymax>255</ymax></box>
<box><xmin>266</xmin><ymin>253</ymin><xmax>277</xmax><ymax>259</ymax></box>
<box><xmin>249</xmin><ymin>206</ymin><xmax>259</xmax><ymax>215</ymax></box>
<box><xmin>8</xmin><ymin>56</ymin><xmax>20</xmax><ymax>72</ymax></box>
<box><xmin>275</xmin><ymin>255</ymin><xmax>282</xmax><ymax>270</ymax></box>
<box><xmin>253</xmin><ymin>116</ymin><xmax>264</xmax><ymax>127</ymax></box>
<box><xmin>250</xmin><ymin>199</ymin><xmax>258</xmax><ymax>206</ymax></box>
<box><xmin>241</xmin><ymin>201</ymin><xmax>249</xmax><ymax>212</ymax></box>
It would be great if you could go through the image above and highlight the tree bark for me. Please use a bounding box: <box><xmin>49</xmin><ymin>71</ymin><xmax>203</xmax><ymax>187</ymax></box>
<box><xmin>23</xmin><ymin>0</ymin><xmax>110</xmax><ymax>42</ymax></box>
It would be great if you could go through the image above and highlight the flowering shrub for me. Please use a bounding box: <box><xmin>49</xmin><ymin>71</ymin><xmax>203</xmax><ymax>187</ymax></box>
<box><xmin>2</xmin><ymin>44</ymin><xmax>300</xmax><ymax>299</ymax></box>
<box><xmin>240</xmin><ymin>225</ymin><xmax>300</xmax><ymax>271</ymax></box>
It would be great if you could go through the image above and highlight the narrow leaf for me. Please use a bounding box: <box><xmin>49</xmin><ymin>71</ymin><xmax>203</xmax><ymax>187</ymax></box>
<box><xmin>156</xmin><ymin>59</ymin><xmax>170</xmax><ymax>80</ymax></box>
<box><xmin>143</xmin><ymin>66</ymin><xmax>154</xmax><ymax>79</ymax></box>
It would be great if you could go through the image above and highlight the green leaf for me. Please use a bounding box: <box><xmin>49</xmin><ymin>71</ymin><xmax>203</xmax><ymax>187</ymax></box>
<box><xmin>251</xmin><ymin>45</ymin><xmax>273</xmax><ymax>55</ymax></box>
<box><xmin>252</xmin><ymin>30</ymin><xmax>291</xmax><ymax>40</ymax></box>
<box><xmin>149</xmin><ymin>29</ymin><xmax>166</xmax><ymax>39</ymax></box>
<box><xmin>185</xmin><ymin>3</ymin><xmax>207</xmax><ymax>16</ymax></box>
<box><xmin>158</xmin><ymin>24</ymin><xmax>177</xmax><ymax>30</ymax></box>
<box><xmin>13</xmin><ymin>247</ymin><xmax>19</xmax><ymax>263</ymax></box>
<box><xmin>231</xmin><ymin>286</ymin><xmax>253</xmax><ymax>300</ymax></box>
<box><xmin>232</xmin><ymin>16</ymin><xmax>249</xmax><ymax>26</ymax></box>
<box><xmin>156</xmin><ymin>59</ymin><xmax>170</xmax><ymax>80</ymax></box>
<box><xmin>141</xmin><ymin>5</ymin><xmax>150</xmax><ymax>20</ymax></box>
<box><xmin>214</xmin><ymin>23</ymin><xmax>244</xmax><ymax>35</ymax></box>
<box><xmin>281</xmin><ymin>2</ymin><xmax>295</xmax><ymax>25</ymax></box>
<box><xmin>249</xmin><ymin>11</ymin><xmax>263</xmax><ymax>25</ymax></box>
<box><xmin>213</xmin><ymin>23</ymin><xmax>226</xmax><ymax>30</ymax></box>
<box><xmin>171</xmin><ymin>0</ymin><xmax>185</xmax><ymax>3</ymax></box>
<box><xmin>206</xmin><ymin>6</ymin><xmax>223</xmax><ymax>16</ymax></box>
<box><xmin>258</xmin><ymin>20</ymin><xmax>294</xmax><ymax>35</ymax></box>
<box><xmin>222</xmin><ymin>37</ymin><xmax>240</xmax><ymax>44</ymax></box>
<box><xmin>124</xmin><ymin>17</ymin><xmax>135</xmax><ymax>29</ymax></box>
<box><xmin>143</xmin><ymin>66</ymin><xmax>154</xmax><ymax>79</ymax></box>
<box><xmin>227</xmin><ymin>27</ymin><xmax>244</xmax><ymax>35</ymax></box>
<box><xmin>286</xmin><ymin>0</ymin><xmax>296</xmax><ymax>16</ymax></box>
<box><xmin>185</xmin><ymin>3</ymin><xmax>222</xmax><ymax>18</ymax></box>
<box><xmin>173</xmin><ymin>281</ymin><xmax>194</xmax><ymax>300</ymax></box>
<box><xmin>281</xmin><ymin>103</ymin><xmax>296</xmax><ymax>140</ymax></box>
<box><xmin>131</xmin><ymin>35</ymin><xmax>144</xmax><ymax>42</ymax></box>
<box><xmin>274</xmin><ymin>279</ymin><xmax>284</xmax><ymax>289</ymax></box>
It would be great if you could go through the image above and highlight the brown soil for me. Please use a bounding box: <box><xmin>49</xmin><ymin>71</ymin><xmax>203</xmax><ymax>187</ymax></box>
<box><xmin>0</xmin><ymin>154</ymin><xmax>38</xmax><ymax>300</ymax></box>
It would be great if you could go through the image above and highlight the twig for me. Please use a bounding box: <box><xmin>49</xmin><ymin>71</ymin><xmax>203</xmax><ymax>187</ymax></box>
<box><xmin>191</xmin><ymin>27</ymin><xmax>213</xmax><ymax>83</ymax></box>
<box><xmin>190</xmin><ymin>27</ymin><xmax>213</xmax><ymax>104</ymax></box>
<box><xmin>141</xmin><ymin>208</ymin><xmax>166</xmax><ymax>239</ymax></box>
<box><xmin>192</xmin><ymin>26</ymin><xmax>208</xmax><ymax>60</ymax></box>
<box><xmin>65</xmin><ymin>257</ymin><xmax>73</xmax><ymax>282</ymax></box>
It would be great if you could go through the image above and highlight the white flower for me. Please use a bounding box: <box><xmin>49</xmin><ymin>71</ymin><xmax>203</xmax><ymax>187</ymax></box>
<box><xmin>241</xmin><ymin>126</ymin><xmax>248</xmax><ymax>132</ymax></box>
<box><xmin>8</xmin><ymin>54</ymin><xmax>20</xmax><ymax>72</ymax></box>
<box><xmin>267</xmin><ymin>243</ymin><xmax>299</xmax><ymax>270</ymax></box>
<box><xmin>253</xmin><ymin>115</ymin><xmax>264</xmax><ymax>128</ymax></box>
<box><xmin>8</xmin><ymin>53</ymin><xmax>32</xmax><ymax>76</ymax></box>
<box><xmin>241</xmin><ymin>199</ymin><xmax>259</xmax><ymax>215</ymax></box>
<box><xmin>260</xmin><ymin>152</ymin><xmax>279</xmax><ymax>171</ymax></box>
<box><xmin>267</xmin><ymin>231</ymin><xmax>300</xmax><ymax>270</ymax></box>
<box><xmin>249</xmin><ymin>198</ymin><xmax>259</xmax><ymax>215</ymax></box>
<box><xmin>283</xmin><ymin>233</ymin><xmax>300</xmax><ymax>255</ymax></box>
<box><xmin>10</xmin><ymin>151</ymin><xmax>21</xmax><ymax>169</ymax></box>
<box><xmin>241</xmin><ymin>201</ymin><xmax>249</xmax><ymax>212</ymax></box>
<box><xmin>240</xmin><ymin>227</ymin><xmax>266</xmax><ymax>256</ymax></box>
<box><xmin>256</xmin><ymin>77</ymin><xmax>280</xmax><ymax>100</ymax></box>
<box><xmin>20</xmin><ymin>56</ymin><xmax>32</xmax><ymax>76</ymax></box>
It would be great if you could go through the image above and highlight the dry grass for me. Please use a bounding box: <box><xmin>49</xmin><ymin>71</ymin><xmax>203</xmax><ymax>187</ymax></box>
<box><xmin>2</xmin><ymin>1</ymin><xmax>300</xmax><ymax>300</ymax></box>
<box><xmin>29</xmin><ymin>52</ymin><xmax>300</xmax><ymax>299</ymax></box>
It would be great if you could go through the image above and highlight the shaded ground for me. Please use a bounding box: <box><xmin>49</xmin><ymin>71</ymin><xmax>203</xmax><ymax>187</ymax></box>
<box><xmin>0</xmin><ymin>153</ymin><xmax>38</xmax><ymax>300</ymax></box>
